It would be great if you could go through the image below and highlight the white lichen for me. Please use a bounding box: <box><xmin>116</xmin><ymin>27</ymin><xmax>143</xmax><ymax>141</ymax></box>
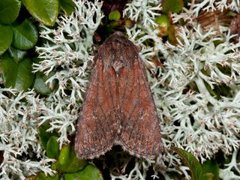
<box><xmin>34</xmin><ymin>0</ymin><xmax>103</xmax><ymax>147</ymax></box>
<box><xmin>0</xmin><ymin>89</ymin><xmax>54</xmax><ymax>179</ymax></box>
<box><xmin>123</xmin><ymin>0</ymin><xmax>162</xmax><ymax>27</ymax></box>
<box><xmin>190</xmin><ymin>0</ymin><xmax>240</xmax><ymax>16</ymax></box>
<box><xmin>219</xmin><ymin>150</ymin><xmax>240</xmax><ymax>179</ymax></box>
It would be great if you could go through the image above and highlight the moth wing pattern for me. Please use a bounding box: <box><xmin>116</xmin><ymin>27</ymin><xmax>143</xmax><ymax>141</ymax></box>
<box><xmin>75</xmin><ymin>32</ymin><xmax>163</xmax><ymax>159</ymax></box>
<box><xmin>75</xmin><ymin>57</ymin><xmax>119</xmax><ymax>159</ymax></box>
<box><xmin>117</xmin><ymin>52</ymin><xmax>162</xmax><ymax>159</ymax></box>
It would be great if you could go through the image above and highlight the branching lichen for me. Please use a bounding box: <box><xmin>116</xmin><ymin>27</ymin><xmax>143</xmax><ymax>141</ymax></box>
<box><xmin>34</xmin><ymin>0</ymin><xmax>103</xmax><ymax>147</ymax></box>
<box><xmin>0</xmin><ymin>89</ymin><xmax>54</xmax><ymax>179</ymax></box>
<box><xmin>190</xmin><ymin>0</ymin><xmax>240</xmax><ymax>15</ymax></box>
<box><xmin>124</xmin><ymin>0</ymin><xmax>161</xmax><ymax>27</ymax></box>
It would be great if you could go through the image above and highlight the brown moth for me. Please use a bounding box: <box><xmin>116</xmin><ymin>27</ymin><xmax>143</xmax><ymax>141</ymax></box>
<box><xmin>75</xmin><ymin>32</ymin><xmax>163</xmax><ymax>159</ymax></box>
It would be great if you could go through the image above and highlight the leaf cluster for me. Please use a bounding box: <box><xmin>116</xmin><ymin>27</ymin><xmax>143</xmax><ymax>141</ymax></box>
<box><xmin>0</xmin><ymin>0</ymin><xmax>74</xmax><ymax>91</ymax></box>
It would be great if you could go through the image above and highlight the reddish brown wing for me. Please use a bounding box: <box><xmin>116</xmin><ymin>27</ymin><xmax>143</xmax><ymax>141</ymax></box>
<box><xmin>101</xmin><ymin>32</ymin><xmax>163</xmax><ymax>158</ymax></box>
<box><xmin>117</xmin><ymin>55</ymin><xmax>163</xmax><ymax>159</ymax></box>
<box><xmin>74</xmin><ymin>56</ymin><xmax>119</xmax><ymax>159</ymax></box>
<box><xmin>75</xmin><ymin>32</ymin><xmax>162</xmax><ymax>159</ymax></box>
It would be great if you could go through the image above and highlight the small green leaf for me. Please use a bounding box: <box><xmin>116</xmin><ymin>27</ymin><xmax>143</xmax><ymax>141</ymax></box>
<box><xmin>0</xmin><ymin>25</ymin><xmax>13</xmax><ymax>55</ymax></box>
<box><xmin>59</xmin><ymin>0</ymin><xmax>75</xmax><ymax>15</ymax></box>
<box><xmin>33</xmin><ymin>72</ymin><xmax>53</xmax><ymax>95</ymax></box>
<box><xmin>38</xmin><ymin>124</ymin><xmax>51</xmax><ymax>150</ymax></box>
<box><xmin>108</xmin><ymin>10</ymin><xmax>121</xmax><ymax>21</ymax></box>
<box><xmin>162</xmin><ymin>0</ymin><xmax>183</xmax><ymax>13</ymax></box>
<box><xmin>59</xmin><ymin>144</ymin><xmax>71</xmax><ymax>166</ymax></box>
<box><xmin>202</xmin><ymin>160</ymin><xmax>219</xmax><ymax>180</ymax></box>
<box><xmin>22</xmin><ymin>0</ymin><xmax>59</xmax><ymax>26</ymax></box>
<box><xmin>36</xmin><ymin>172</ymin><xmax>59</xmax><ymax>180</ymax></box>
<box><xmin>55</xmin><ymin>145</ymin><xmax>87</xmax><ymax>173</ymax></box>
<box><xmin>12</xmin><ymin>19</ymin><xmax>38</xmax><ymax>50</ymax></box>
<box><xmin>0</xmin><ymin>56</ymin><xmax>34</xmax><ymax>90</ymax></box>
<box><xmin>62</xmin><ymin>152</ymin><xmax>87</xmax><ymax>173</ymax></box>
<box><xmin>8</xmin><ymin>47</ymin><xmax>27</xmax><ymax>62</ymax></box>
<box><xmin>38</xmin><ymin>123</ymin><xmax>58</xmax><ymax>150</ymax></box>
<box><xmin>53</xmin><ymin>158</ymin><xmax>87</xmax><ymax>173</ymax></box>
<box><xmin>155</xmin><ymin>15</ymin><xmax>170</xmax><ymax>26</ymax></box>
<box><xmin>173</xmin><ymin>147</ymin><xmax>204</xmax><ymax>180</ymax></box>
<box><xmin>155</xmin><ymin>15</ymin><xmax>170</xmax><ymax>36</ymax></box>
<box><xmin>64</xmin><ymin>164</ymin><xmax>103</xmax><ymax>180</ymax></box>
<box><xmin>0</xmin><ymin>0</ymin><xmax>21</xmax><ymax>24</ymax></box>
<box><xmin>46</xmin><ymin>136</ymin><xmax>60</xmax><ymax>159</ymax></box>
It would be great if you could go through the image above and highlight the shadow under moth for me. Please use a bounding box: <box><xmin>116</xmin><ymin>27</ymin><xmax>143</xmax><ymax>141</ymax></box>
<box><xmin>75</xmin><ymin>32</ymin><xmax>163</xmax><ymax>159</ymax></box>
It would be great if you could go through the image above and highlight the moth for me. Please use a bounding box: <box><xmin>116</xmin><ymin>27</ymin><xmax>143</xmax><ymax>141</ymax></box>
<box><xmin>75</xmin><ymin>32</ymin><xmax>163</xmax><ymax>159</ymax></box>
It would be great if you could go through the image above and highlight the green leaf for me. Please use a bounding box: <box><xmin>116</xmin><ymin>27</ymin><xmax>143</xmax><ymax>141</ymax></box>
<box><xmin>46</xmin><ymin>136</ymin><xmax>60</xmax><ymax>159</ymax></box>
<box><xmin>59</xmin><ymin>144</ymin><xmax>71</xmax><ymax>166</ymax></box>
<box><xmin>8</xmin><ymin>47</ymin><xmax>27</xmax><ymax>62</ymax></box>
<box><xmin>202</xmin><ymin>160</ymin><xmax>219</xmax><ymax>180</ymax></box>
<box><xmin>36</xmin><ymin>172</ymin><xmax>59</xmax><ymax>180</ymax></box>
<box><xmin>173</xmin><ymin>147</ymin><xmax>204</xmax><ymax>180</ymax></box>
<box><xmin>54</xmin><ymin>144</ymin><xmax>87</xmax><ymax>173</ymax></box>
<box><xmin>38</xmin><ymin>123</ymin><xmax>58</xmax><ymax>150</ymax></box>
<box><xmin>63</xmin><ymin>164</ymin><xmax>103</xmax><ymax>180</ymax></box>
<box><xmin>155</xmin><ymin>15</ymin><xmax>170</xmax><ymax>26</ymax></box>
<box><xmin>0</xmin><ymin>25</ymin><xmax>13</xmax><ymax>55</ymax></box>
<box><xmin>108</xmin><ymin>10</ymin><xmax>121</xmax><ymax>21</ymax></box>
<box><xmin>162</xmin><ymin>0</ymin><xmax>183</xmax><ymax>13</ymax></box>
<box><xmin>22</xmin><ymin>0</ymin><xmax>59</xmax><ymax>26</ymax></box>
<box><xmin>38</xmin><ymin>123</ymin><xmax>51</xmax><ymax>150</ymax></box>
<box><xmin>59</xmin><ymin>0</ymin><xmax>75</xmax><ymax>15</ymax></box>
<box><xmin>12</xmin><ymin>19</ymin><xmax>38</xmax><ymax>50</ymax></box>
<box><xmin>0</xmin><ymin>0</ymin><xmax>21</xmax><ymax>24</ymax></box>
<box><xmin>33</xmin><ymin>72</ymin><xmax>53</xmax><ymax>95</ymax></box>
<box><xmin>38</xmin><ymin>124</ymin><xmax>51</xmax><ymax>150</ymax></box>
<box><xmin>155</xmin><ymin>15</ymin><xmax>170</xmax><ymax>36</ymax></box>
<box><xmin>62</xmin><ymin>152</ymin><xmax>87</xmax><ymax>173</ymax></box>
<box><xmin>0</xmin><ymin>56</ymin><xmax>34</xmax><ymax>90</ymax></box>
